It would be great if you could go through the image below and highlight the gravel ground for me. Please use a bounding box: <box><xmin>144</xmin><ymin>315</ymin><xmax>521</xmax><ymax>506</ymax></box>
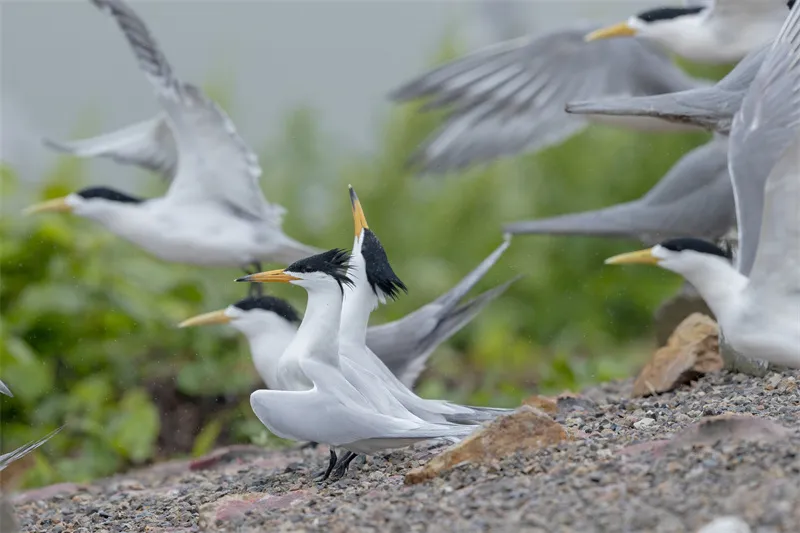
<box><xmin>12</xmin><ymin>370</ymin><xmax>800</xmax><ymax>533</ymax></box>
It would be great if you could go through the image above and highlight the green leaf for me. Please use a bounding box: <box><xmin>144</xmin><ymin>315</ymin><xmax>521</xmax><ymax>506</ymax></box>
<box><xmin>192</xmin><ymin>419</ymin><xmax>222</xmax><ymax>457</ymax></box>
<box><xmin>109</xmin><ymin>389</ymin><xmax>160</xmax><ymax>464</ymax></box>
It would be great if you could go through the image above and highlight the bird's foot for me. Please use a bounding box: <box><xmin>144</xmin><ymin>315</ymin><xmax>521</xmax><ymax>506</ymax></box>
<box><xmin>312</xmin><ymin>449</ymin><xmax>337</xmax><ymax>482</ymax></box>
<box><xmin>328</xmin><ymin>451</ymin><xmax>358</xmax><ymax>481</ymax></box>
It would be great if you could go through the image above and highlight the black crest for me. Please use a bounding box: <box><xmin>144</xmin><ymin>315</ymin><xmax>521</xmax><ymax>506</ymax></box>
<box><xmin>233</xmin><ymin>295</ymin><xmax>301</xmax><ymax>324</ymax></box>
<box><xmin>77</xmin><ymin>186</ymin><xmax>143</xmax><ymax>204</ymax></box>
<box><xmin>362</xmin><ymin>229</ymin><xmax>407</xmax><ymax>300</ymax></box>
<box><xmin>660</xmin><ymin>238</ymin><xmax>732</xmax><ymax>260</ymax></box>
<box><xmin>286</xmin><ymin>249</ymin><xmax>354</xmax><ymax>290</ymax></box>
<box><xmin>636</xmin><ymin>6</ymin><xmax>704</xmax><ymax>23</ymax></box>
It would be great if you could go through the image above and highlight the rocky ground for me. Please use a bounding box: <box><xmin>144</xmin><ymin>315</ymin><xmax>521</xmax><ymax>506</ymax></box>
<box><xmin>10</xmin><ymin>370</ymin><xmax>800</xmax><ymax>533</ymax></box>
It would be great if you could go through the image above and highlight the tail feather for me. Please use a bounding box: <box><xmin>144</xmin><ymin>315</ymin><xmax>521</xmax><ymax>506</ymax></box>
<box><xmin>0</xmin><ymin>426</ymin><xmax>63</xmax><ymax>471</ymax></box>
<box><xmin>397</xmin><ymin>276</ymin><xmax>521</xmax><ymax>387</ymax></box>
<box><xmin>435</xmin><ymin>235</ymin><xmax>511</xmax><ymax>311</ymax></box>
<box><xmin>0</xmin><ymin>380</ymin><xmax>11</xmax><ymax>397</ymax></box>
<box><xmin>503</xmin><ymin>201</ymin><xmax>649</xmax><ymax>239</ymax></box>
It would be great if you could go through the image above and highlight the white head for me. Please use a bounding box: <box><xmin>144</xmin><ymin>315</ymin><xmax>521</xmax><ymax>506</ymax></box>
<box><xmin>24</xmin><ymin>186</ymin><xmax>144</xmax><ymax>221</ymax></box>
<box><xmin>585</xmin><ymin>6</ymin><xmax>706</xmax><ymax>46</ymax></box>
<box><xmin>606</xmin><ymin>237</ymin><xmax>734</xmax><ymax>278</ymax></box>
<box><xmin>237</xmin><ymin>249</ymin><xmax>354</xmax><ymax>295</ymax></box>
<box><xmin>178</xmin><ymin>295</ymin><xmax>302</xmax><ymax>338</ymax></box>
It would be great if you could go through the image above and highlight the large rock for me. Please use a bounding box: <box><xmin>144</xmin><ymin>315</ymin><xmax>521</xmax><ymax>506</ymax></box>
<box><xmin>632</xmin><ymin>313</ymin><xmax>722</xmax><ymax>397</ymax></box>
<box><xmin>404</xmin><ymin>406</ymin><xmax>569</xmax><ymax>485</ymax></box>
<box><xmin>654</xmin><ymin>281</ymin><xmax>714</xmax><ymax>345</ymax></box>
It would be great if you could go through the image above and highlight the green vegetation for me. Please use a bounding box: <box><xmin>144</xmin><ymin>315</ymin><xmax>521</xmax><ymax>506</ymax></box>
<box><xmin>0</xmin><ymin>40</ymin><xmax>716</xmax><ymax>487</ymax></box>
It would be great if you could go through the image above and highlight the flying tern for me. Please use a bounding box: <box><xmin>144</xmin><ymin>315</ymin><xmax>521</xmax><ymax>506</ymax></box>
<box><xmin>0</xmin><ymin>380</ymin><xmax>11</xmax><ymax>397</ymax></box>
<box><xmin>179</xmin><ymin>236</ymin><xmax>515</xmax><ymax>390</ymax></box>
<box><xmin>504</xmin><ymin>135</ymin><xmax>735</xmax><ymax>244</ymax></box>
<box><xmin>606</xmin><ymin>2</ymin><xmax>800</xmax><ymax>369</ymax></box>
<box><xmin>240</xmin><ymin>250</ymin><xmax>477</xmax><ymax>480</ymax></box>
<box><xmin>585</xmin><ymin>1</ymin><xmax>789</xmax><ymax>64</ymax></box>
<box><xmin>28</xmin><ymin>0</ymin><xmax>319</xmax><ymax>294</ymax></box>
<box><xmin>389</xmin><ymin>24</ymin><xmax>704</xmax><ymax>172</ymax></box>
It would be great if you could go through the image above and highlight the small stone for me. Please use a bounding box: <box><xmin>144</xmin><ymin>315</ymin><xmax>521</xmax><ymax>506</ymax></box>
<box><xmin>696</xmin><ymin>516</ymin><xmax>751</xmax><ymax>533</ymax></box>
<box><xmin>633</xmin><ymin>418</ymin><xmax>656</xmax><ymax>429</ymax></box>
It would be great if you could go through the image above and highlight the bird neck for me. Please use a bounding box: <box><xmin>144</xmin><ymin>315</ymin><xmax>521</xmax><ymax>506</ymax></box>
<box><xmin>291</xmin><ymin>284</ymin><xmax>344</xmax><ymax>368</ymax></box>
<box><xmin>678</xmin><ymin>258</ymin><xmax>749</xmax><ymax>323</ymax></box>
<box><xmin>241</xmin><ymin>318</ymin><xmax>298</xmax><ymax>389</ymax></box>
<box><xmin>340</xmin><ymin>258</ymin><xmax>377</xmax><ymax>347</ymax></box>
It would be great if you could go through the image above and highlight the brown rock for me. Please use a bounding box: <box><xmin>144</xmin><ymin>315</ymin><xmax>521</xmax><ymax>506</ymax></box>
<box><xmin>521</xmin><ymin>395</ymin><xmax>557</xmax><ymax>415</ymax></box>
<box><xmin>632</xmin><ymin>313</ymin><xmax>722</xmax><ymax>398</ymax></box>
<box><xmin>404</xmin><ymin>406</ymin><xmax>568</xmax><ymax>485</ymax></box>
<box><xmin>667</xmin><ymin>414</ymin><xmax>791</xmax><ymax>450</ymax></box>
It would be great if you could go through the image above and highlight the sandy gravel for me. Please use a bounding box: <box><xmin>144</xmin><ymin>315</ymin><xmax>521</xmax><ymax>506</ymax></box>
<box><xmin>11</xmin><ymin>370</ymin><xmax>800</xmax><ymax>533</ymax></box>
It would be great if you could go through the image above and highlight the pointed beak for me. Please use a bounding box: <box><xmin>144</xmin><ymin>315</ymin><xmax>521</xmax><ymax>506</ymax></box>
<box><xmin>236</xmin><ymin>269</ymin><xmax>301</xmax><ymax>283</ymax></box>
<box><xmin>349</xmin><ymin>184</ymin><xmax>369</xmax><ymax>237</ymax></box>
<box><xmin>605</xmin><ymin>248</ymin><xmax>660</xmax><ymax>266</ymax></box>
<box><xmin>584</xmin><ymin>22</ymin><xmax>637</xmax><ymax>42</ymax></box>
<box><xmin>178</xmin><ymin>309</ymin><xmax>232</xmax><ymax>328</ymax></box>
<box><xmin>24</xmin><ymin>197</ymin><xmax>72</xmax><ymax>215</ymax></box>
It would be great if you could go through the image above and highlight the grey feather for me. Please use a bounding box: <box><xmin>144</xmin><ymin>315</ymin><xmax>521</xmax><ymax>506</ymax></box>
<box><xmin>729</xmin><ymin>2</ymin><xmax>800</xmax><ymax>275</ymax></box>
<box><xmin>504</xmin><ymin>136</ymin><xmax>736</xmax><ymax>244</ymax></box>
<box><xmin>0</xmin><ymin>379</ymin><xmax>12</xmax><ymax>397</ymax></box>
<box><xmin>43</xmin><ymin>115</ymin><xmax>177</xmax><ymax>180</ymax></box>
<box><xmin>367</xmin><ymin>237</ymin><xmax>513</xmax><ymax>387</ymax></box>
<box><xmin>390</xmin><ymin>24</ymin><xmax>703</xmax><ymax>172</ymax></box>
<box><xmin>566</xmin><ymin>45</ymin><xmax>771</xmax><ymax>134</ymax></box>
<box><xmin>0</xmin><ymin>426</ymin><xmax>63</xmax><ymax>472</ymax></box>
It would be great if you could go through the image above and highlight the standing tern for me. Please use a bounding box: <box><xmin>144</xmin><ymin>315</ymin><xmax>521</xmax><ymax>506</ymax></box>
<box><xmin>504</xmin><ymin>135</ymin><xmax>735</xmax><ymax>244</ymax></box>
<box><xmin>239</xmin><ymin>250</ymin><xmax>477</xmax><ymax>480</ymax></box>
<box><xmin>27</xmin><ymin>0</ymin><xmax>319</xmax><ymax>293</ymax></box>
<box><xmin>389</xmin><ymin>24</ymin><xmax>704</xmax><ymax>172</ymax></box>
<box><xmin>585</xmin><ymin>1</ymin><xmax>788</xmax><ymax>64</ymax></box>
<box><xmin>566</xmin><ymin>44</ymin><xmax>770</xmax><ymax>134</ymax></box>
<box><xmin>605</xmin><ymin>2</ymin><xmax>800</xmax><ymax>369</ymax></box>
<box><xmin>340</xmin><ymin>187</ymin><xmax>513</xmax><ymax>425</ymax></box>
<box><xmin>179</xmin><ymin>237</ymin><xmax>515</xmax><ymax>390</ymax></box>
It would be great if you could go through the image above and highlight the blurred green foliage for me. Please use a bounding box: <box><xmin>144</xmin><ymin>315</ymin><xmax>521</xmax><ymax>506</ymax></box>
<box><xmin>0</xmin><ymin>36</ymin><xmax>718</xmax><ymax>488</ymax></box>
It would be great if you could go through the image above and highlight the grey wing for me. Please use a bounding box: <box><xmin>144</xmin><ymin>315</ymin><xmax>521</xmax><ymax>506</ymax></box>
<box><xmin>506</xmin><ymin>137</ymin><xmax>735</xmax><ymax>243</ymax></box>
<box><xmin>0</xmin><ymin>427</ymin><xmax>63</xmax><ymax>471</ymax></box>
<box><xmin>566</xmin><ymin>46</ymin><xmax>770</xmax><ymax>133</ymax></box>
<box><xmin>92</xmin><ymin>0</ymin><xmax>280</xmax><ymax>223</ymax></box>
<box><xmin>367</xmin><ymin>237</ymin><xmax>512</xmax><ymax>386</ymax></box>
<box><xmin>390</xmin><ymin>24</ymin><xmax>701</xmax><ymax>172</ymax></box>
<box><xmin>728</xmin><ymin>3</ymin><xmax>800</xmax><ymax>275</ymax></box>
<box><xmin>746</xmin><ymin>136</ymin><xmax>800</xmax><ymax>295</ymax></box>
<box><xmin>43</xmin><ymin>115</ymin><xmax>177</xmax><ymax>180</ymax></box>
<box><xmin>0</xmin><ymin>379</ymin><xmax>11</xmax><ymax>397</ymax></box>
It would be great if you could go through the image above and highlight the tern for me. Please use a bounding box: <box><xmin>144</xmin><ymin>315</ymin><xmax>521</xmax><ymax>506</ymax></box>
<box><xmin>28</xmin><ymin>0</ymin><xmax>319</xmax><ymax>294</ymax></box>
<box><xmin>585</xmin><ymin>1</ymin><xmax>788</xmax><ymax>64</ymax></box>
<box><xmin>240</xmin><ymin>250</ymin><xmax>477</xmax><ymax>480</ymax></box>
<box><xmin>0</xmin><ymin>381</ymin><xmax>63</xmax><ymax>472</ymax></box>
<box><xmin>179</xmin><ymin>236</ymin><xmax>515</xmax><ymax>390</ymax></box>
<box><xmin>389</xmin><ymin>24</ymin><xmax>704</xmax><ymax>172</ymax></box>
<box><xmin>605</xmin><ymin>2</ymin><xmax>800</xmax><ymax>369</ymax></box>
<box><xmin>0</xmin><ymin>380</ymin><xmax>11</xmax><ymax>397</ymax></box>
<box><xmin>504</xmin><ymin>135</ymin><xmax>735</xmax><ymax>244</ymax></box>
<box><xmin>338</xmin><ymin>187</ymin><xmax>514</xmax><ymax>425</ymax></box>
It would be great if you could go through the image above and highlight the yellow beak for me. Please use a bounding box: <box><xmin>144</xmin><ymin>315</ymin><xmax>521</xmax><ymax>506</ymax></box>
<box><xmin>349</xmin><ymin>184</ymin><xmax>369</xmax><ymax>237</ymax></box>
<box><xmin>584</xmin><ymin>22</ymin><xmax>637</xmax><ymax>42</ymax></box>
<box><xmin>237</xmin><ymin>269</ymin><xmax>301</xmax><ymax>283</ymax></box>
<box><xmin>24</xmin><ymin>197</ymin><xmax>73</xmax><ymax>215</ymax></box>
<box><xmin>605</xmin><ymin>248</ymin><xmax>660</xmax><ymax>266</ymax></box>
<box><xmin>178</xmin><ymin>309</ymin><xmax>232</xmax><ymax>328</ymax></box>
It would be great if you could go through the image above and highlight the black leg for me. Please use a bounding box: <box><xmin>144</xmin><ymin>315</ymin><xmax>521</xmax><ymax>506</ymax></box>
<box><xmin>329</xmin><ymin>451</ymin><xmax>358</xmax><ymax>481</ymax></box>
<box><xmin>313</xmin><ymin>448</ymin><xmax>338</xmax><ymax>482</ymax></box>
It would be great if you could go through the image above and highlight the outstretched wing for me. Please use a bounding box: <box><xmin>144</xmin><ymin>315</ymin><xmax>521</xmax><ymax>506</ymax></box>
<box><xmin>390</xmin><ymin>24</ymin><xmax>700</xmax><ymax>172</ymax></box>
<box><xmin>91</xmin><ymin>0</ymin><xmax>281</xmax><ymax>224</ymax></box>
<box><xmin>728</xmin><ymin>2</ymin><xmax>800</xmax><ymax>275</ymax></box>
<box><xmin>43</xmin><ymin>115</ymin><xmax>177</xmax><ymax>180</ymax></box>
